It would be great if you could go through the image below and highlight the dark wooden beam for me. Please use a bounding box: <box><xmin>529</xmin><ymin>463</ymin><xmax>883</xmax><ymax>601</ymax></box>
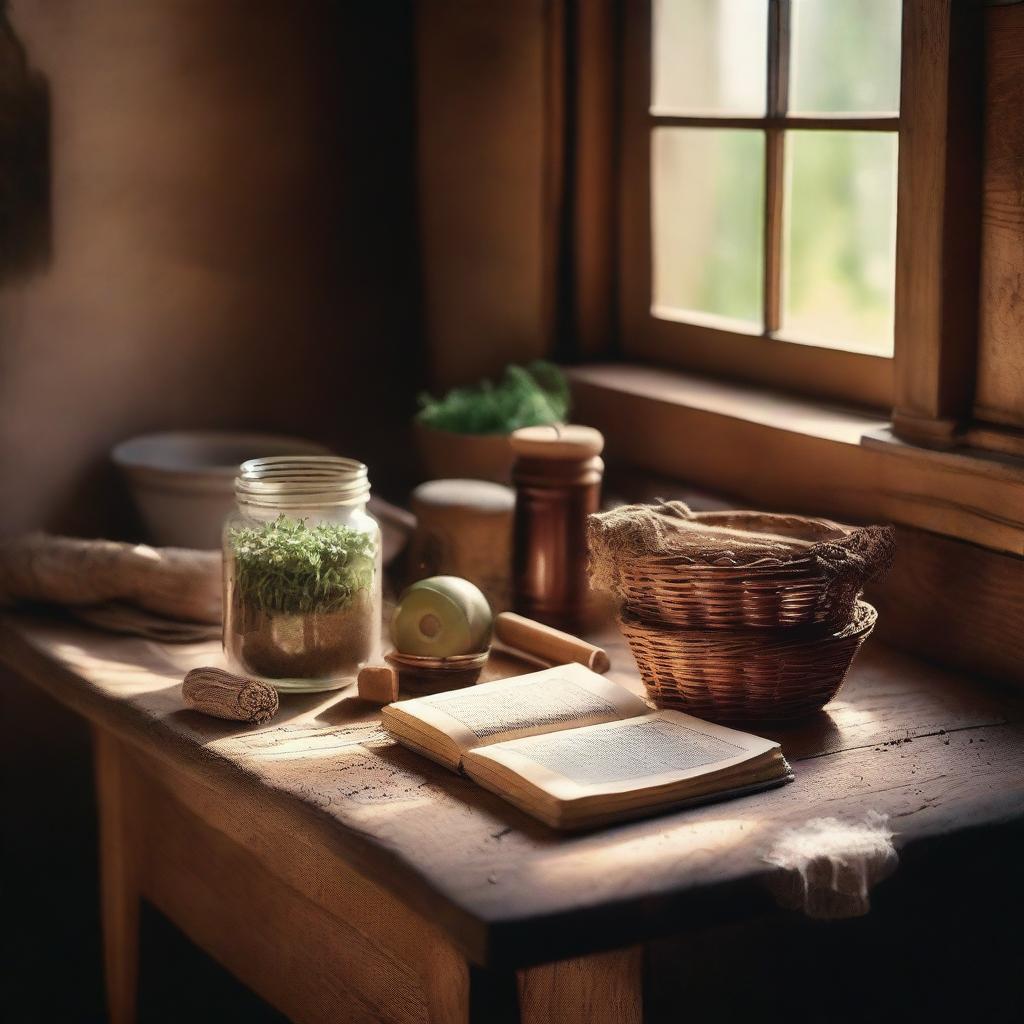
<box><xmin>892</xmin><ymin>0</ymin><xmax>985</xmax><ymax>447</ymax></box>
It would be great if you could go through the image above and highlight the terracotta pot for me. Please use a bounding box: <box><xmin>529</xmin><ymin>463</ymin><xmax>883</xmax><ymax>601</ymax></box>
<box><xmin>414</xmin><ymin>421</ymin><xmax>515</xmax><ymax>483</ymax></box>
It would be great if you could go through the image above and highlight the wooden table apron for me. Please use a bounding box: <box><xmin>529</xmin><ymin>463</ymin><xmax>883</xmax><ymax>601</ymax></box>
<box><xmin>3</xmin><ymin>615</ymin><xmax>1024</xmax><ymax>1024</ymax></box>
<box><xmin>93</xmin><ymin>727</ymin><xmax>643</xmax><ymax>1024</ymax></box>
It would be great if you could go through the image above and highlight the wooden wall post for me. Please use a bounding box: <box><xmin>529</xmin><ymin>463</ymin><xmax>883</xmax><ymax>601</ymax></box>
<box><xmin>892</xmin><ymin>0</ymin><xmax>984</xmax><ymax>448</ymax></box>
<box><xmin>973</xmin><ymin>1</ymin><xmax>1024</xmax><ymax>437</ymax></box>
<box><xmin>415</xmin><ymin>0</ymin><xmax>559</xmax><ymax>390</ymax></box>
<box><xmin>567</xmin><ymin>0</ymin><xmax>620</xmax><ymax>360</ymax></box>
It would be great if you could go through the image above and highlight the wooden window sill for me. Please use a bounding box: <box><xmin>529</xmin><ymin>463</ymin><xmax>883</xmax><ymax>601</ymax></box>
<box><xmin>568</xmin><ymin>363</ymin><xmax>1024</xmax><ymax>556</ymax></box>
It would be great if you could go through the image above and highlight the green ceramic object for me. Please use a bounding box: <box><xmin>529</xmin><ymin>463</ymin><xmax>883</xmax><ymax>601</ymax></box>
<box><xmin>391</xmin><ymin>576</ymin><xmax>493</xmax><ymax>657</ymax></box>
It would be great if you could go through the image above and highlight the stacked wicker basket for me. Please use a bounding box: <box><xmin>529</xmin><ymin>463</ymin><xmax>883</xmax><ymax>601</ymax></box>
<box><xmin>589</xmin><ymin>502</ymin><xmax>894</xmax><ymax>722</ymax></box>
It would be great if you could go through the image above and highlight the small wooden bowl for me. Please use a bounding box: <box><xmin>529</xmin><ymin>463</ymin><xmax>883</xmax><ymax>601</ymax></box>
<box><xmin>384</xmin><ymin>649</ymin><xmax>489</xmax><ymax>695</ymax></box>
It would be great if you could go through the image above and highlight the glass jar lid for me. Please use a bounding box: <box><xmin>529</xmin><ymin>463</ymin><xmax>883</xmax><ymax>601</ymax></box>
<box><xmin>235</xmin><ymin>456</ymin><xmax>369</xmax><ymax>509</ymax></box>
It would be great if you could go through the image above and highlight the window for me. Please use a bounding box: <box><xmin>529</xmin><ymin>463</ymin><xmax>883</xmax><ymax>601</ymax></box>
<box><xmin>576</xmin><ymin>1</ymin><xmax>1022</xmax><ymax>556</ymax></box>
<box><xmin>620</xmin><ymin>0</ymin><xmax>903</xmax><ymax>407</ymax></box>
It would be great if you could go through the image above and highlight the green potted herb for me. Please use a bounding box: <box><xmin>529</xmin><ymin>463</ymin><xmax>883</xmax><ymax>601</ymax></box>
<box><xmin>224</xmin><ymin>515</ymin><xmax>378</xmax><ymax>682</ymax></box>
<box><xmin>415</xmin><ymin>361</ymin><xmax>570</xmax><ymax>482</ymax></box>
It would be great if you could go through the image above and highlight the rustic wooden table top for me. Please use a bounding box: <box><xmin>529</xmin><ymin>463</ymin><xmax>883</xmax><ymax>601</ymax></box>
<box><xmin>3</xmin><ymin>613</ymin><xmax>1023</xmax><ymax>969</ymax></box>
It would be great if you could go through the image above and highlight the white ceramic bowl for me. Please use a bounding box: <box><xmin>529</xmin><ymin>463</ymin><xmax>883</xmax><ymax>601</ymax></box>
<box><xmin>112</xmin><ymin>431</ymin><xmax>332</xmax><ymax>549</ymax></box>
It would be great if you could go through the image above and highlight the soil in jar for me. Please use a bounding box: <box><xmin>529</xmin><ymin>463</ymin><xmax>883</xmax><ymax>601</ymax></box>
<box><xmin>225</xmin><ymin>514</ymin><xmax>377</xmax><ymax>682</ymax></box>
<box><xmin>228</xmin><ymin>588</ymin><xmax>375</xmax><ymax>680</ymax></box>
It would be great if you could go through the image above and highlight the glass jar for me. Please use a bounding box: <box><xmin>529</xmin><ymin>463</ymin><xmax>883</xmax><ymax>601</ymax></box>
<box><xmin>222</xmin><ymin>456</ymin><xmax>382</xmax><ymax>692</ymax></box>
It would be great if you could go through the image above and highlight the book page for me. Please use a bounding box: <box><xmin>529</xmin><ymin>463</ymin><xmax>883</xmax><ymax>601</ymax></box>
<box><xmin>385</xmin><ymin>662</ymin><xmax>649</xmax><ymax>755</ymax></box>
<box><xmin>465</xmin><ymin>709</ymin><xmax>781</xmax><ymax>801</ymax></box>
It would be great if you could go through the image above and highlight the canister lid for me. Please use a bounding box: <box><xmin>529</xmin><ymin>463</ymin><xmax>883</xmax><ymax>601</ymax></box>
<box><xmin>509</xmin><ymin>424</ymin><xmax>605</xmax><ymax>460</ymax></box>
<box><xmin>412</xmin><ymin>478</ymin><xmax>515</xmax><ymax>513</ymax></box>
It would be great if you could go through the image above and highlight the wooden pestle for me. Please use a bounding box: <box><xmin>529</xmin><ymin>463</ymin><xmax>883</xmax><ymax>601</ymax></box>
<box><xmin>493</xmin><ymin>612</ymin><xmax>611</xmax><ymax>674</ymax></box>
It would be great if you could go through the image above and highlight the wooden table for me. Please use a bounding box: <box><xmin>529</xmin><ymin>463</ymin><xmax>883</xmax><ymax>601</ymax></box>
<box><xmin>2</xmin><ymin>614</ymin><xmax>1023</xmax><ymax>1024</ymax></box>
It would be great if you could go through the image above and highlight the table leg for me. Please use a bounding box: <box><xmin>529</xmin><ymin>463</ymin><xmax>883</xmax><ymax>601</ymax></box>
<box><xmin>93</xmin><ymin>729</ymin><xmax>140</xmax><ymax>1024</ymax></box>
<box><xmin>468</xmin><ymin>965</ymin><xmax>521</xmax><ymax>1023</ymax></box>
<box><xmin>517</xmin><ymin>946</ymin><xmax>643</xmax><ymax>1024</ymax></box>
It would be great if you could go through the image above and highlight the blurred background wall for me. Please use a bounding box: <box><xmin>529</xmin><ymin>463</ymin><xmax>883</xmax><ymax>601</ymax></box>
<box><xmin>0</xmin><ymin>0</ymin><xmax>422</xmax><ymax>537</ymax></box>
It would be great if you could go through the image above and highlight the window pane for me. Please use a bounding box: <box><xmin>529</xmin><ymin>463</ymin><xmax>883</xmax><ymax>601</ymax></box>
<box><xmin>652</xmin><ymin>0</ymin><xmax>768</xmax><ymax>116</ymax></box>
<box><xmin>652</xmin><ymin>128</ymin><xmax>765</xmax><ymax>327</ymax></box>
<box><xmin>789</xmin><ymin>0</ymin><xmax>902</xmax><ymax>115</ymax></box>
<box><xmin>782</xmin><ymin>131</ymin><xmax>897</xmax><ymax>355</ymax></box>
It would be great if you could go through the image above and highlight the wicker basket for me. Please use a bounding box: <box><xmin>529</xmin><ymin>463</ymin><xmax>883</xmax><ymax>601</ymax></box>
<box><xmin>620</xmin><ymin>601</ymin><xmax>878</xmax><ymax>722</ymax></box>
<box><xmin>599</xmin><ymin>509</ymin><xmax>892</xmax><ymax>630</ymax></box>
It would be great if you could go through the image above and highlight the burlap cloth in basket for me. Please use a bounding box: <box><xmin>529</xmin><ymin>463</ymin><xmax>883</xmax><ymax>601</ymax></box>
<box><xmin>588</xmin><ymin>501</ymin><xmax>894</xmax><ymax>619</ymax></box>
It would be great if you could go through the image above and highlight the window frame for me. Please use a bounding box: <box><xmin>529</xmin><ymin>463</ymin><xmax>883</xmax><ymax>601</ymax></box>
<box><xmin>569</xmin><ymin>1</ymin><xmax>1022</xmax><ymax>558</ymax></box>
<box><xmin>619</xmin><ymin>0</ymin><xmax>900</xmax><ymax>409</ymax></box>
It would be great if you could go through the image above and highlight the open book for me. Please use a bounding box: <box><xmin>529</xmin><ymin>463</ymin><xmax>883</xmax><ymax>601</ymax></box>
<box><xmin>381</xmin><ymin>663</ymin><xmax>793</xmax><ymax>830</ymax></box>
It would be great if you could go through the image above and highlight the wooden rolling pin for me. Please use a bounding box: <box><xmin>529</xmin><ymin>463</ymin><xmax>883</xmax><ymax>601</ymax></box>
<box><xmin>493</xmin><ymin>612</ymin><xmax>611</xmax><ymax>674</ymax></box>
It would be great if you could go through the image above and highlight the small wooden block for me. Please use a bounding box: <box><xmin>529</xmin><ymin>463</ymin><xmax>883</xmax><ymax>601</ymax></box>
<box><xmin>357</xmin><ymin>664</ymin><xmax>399</xmax><ymax>704</ymax></box>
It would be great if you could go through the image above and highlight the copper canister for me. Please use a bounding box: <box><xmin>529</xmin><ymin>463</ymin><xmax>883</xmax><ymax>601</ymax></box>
<box><xmin>510</xmin><ymin>425</ymin><xmax>604</xmax><ymax>630</ymax></box>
